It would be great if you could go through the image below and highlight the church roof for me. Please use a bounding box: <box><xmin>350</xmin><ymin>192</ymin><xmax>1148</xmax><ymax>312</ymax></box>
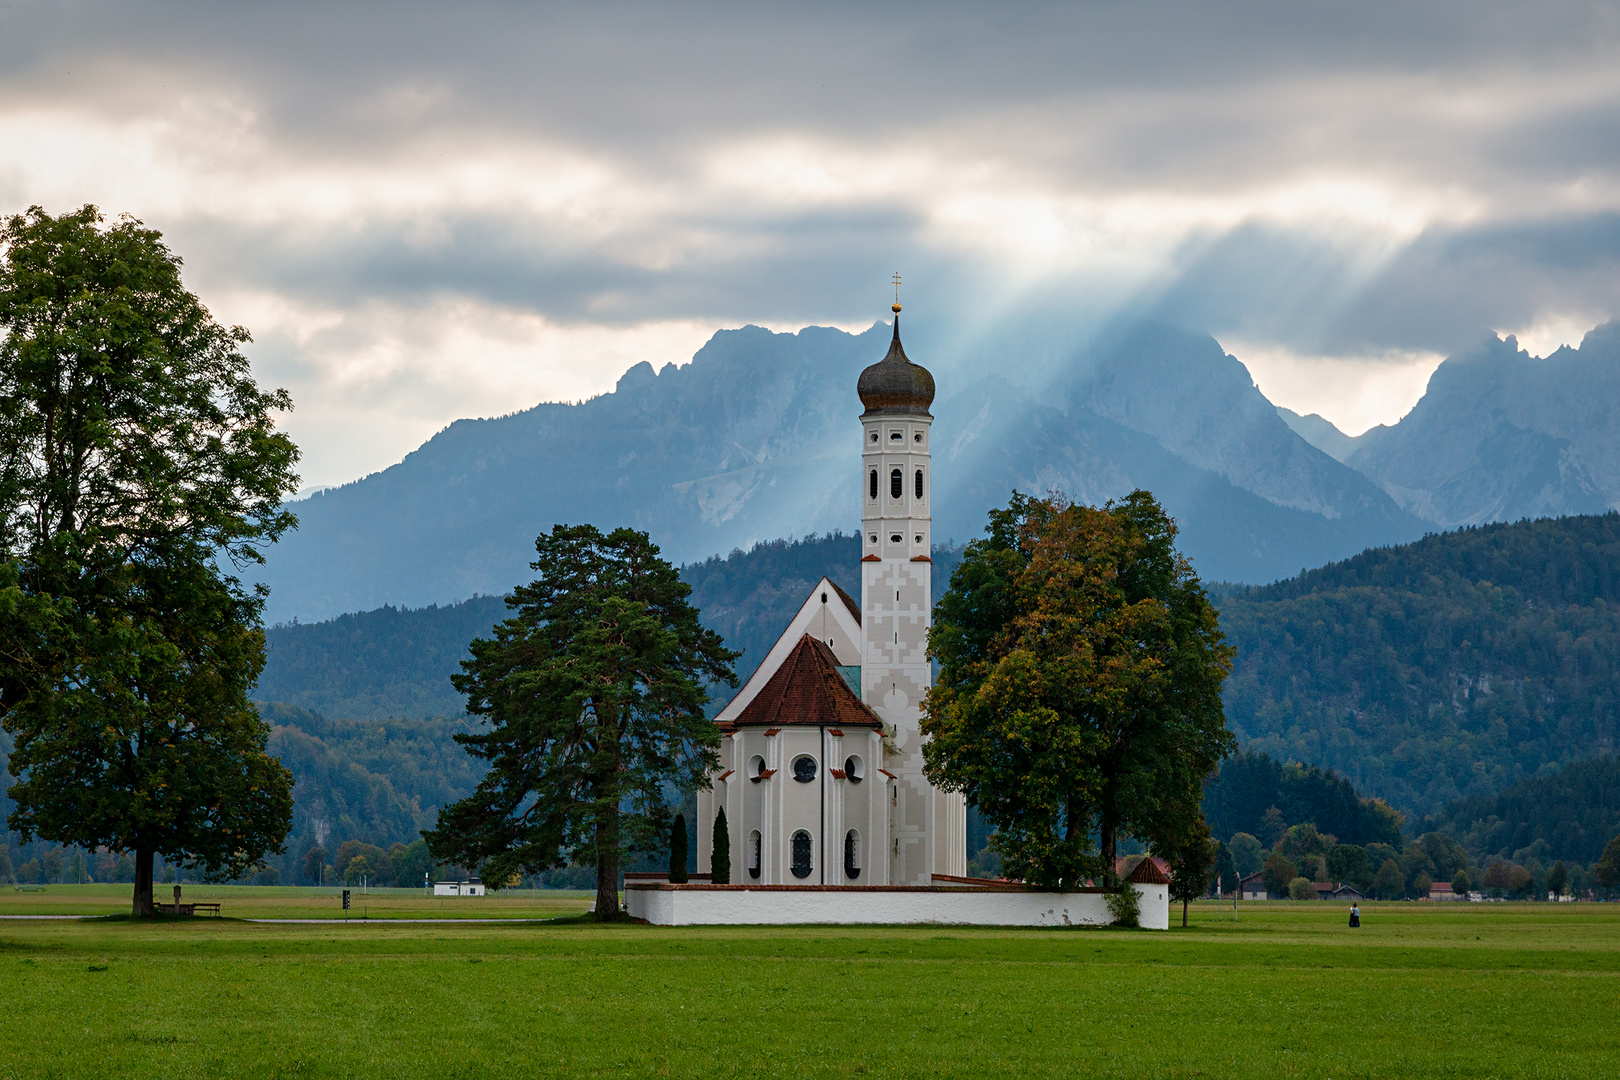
<box><xmin>857</xmin><ymin>317</ymin><xmax>934</xmax><ymax>416</ymax></box>
<box><xmin>828</xmin><ymin>580</ymin><xmax>861</xmax><ymax>624</ymax></box>
<box><xmin>731</xmin><ymin>635</ymin><xmax>885</xmax><ymax>730</ymax></box>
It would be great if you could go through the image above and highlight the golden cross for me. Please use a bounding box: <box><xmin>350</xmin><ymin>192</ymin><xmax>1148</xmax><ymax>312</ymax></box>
<box><xmin>892</xmin><ymin>272</ymin><xmax>902</xmax><ymax>304</ymax></box>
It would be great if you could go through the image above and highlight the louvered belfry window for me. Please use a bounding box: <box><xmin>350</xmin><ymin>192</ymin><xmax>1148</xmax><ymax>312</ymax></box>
<box><xmin>890</xmin><ymin>469</ymin><xmax>902</xmax><ymax>499</ymax></box>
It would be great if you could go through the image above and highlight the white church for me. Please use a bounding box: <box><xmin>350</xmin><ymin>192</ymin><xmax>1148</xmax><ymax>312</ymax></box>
<box><xmin>627</xmin><ymin>300</ymin><xmax>1170</xmax><ymax>928</ymax></box>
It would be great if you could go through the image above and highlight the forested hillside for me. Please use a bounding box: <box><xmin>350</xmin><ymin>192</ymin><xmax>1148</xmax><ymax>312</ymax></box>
<box><xmin>260</xmin><ymin>704</ymin><xmax>486</xmax><ymax>882</ymax></box>
<box><xmin>260</xmin><ymin>533</ymin><xmax>963</xmax><ymax>723</ymax></box>
<box><xmin>1218</xmin><ymin>513</ymin><xmax>1620</xmax><ymax>817</ymax></box>
<box><xmin>1419</xmin><ymin>754</ymin><xmax>1620</xmax><ymax>867</ymax></box>
<box><xmin>259</xmin><ymin>599</ymin><xmax>508</xmax><ymax>720</ymax></box>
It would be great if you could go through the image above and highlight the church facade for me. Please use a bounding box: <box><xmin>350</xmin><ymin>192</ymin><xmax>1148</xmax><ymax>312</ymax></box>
<box><xmin>695</xmin><ymin>309</ymin><xmax>968</xmax><ymax>886</ymax></box>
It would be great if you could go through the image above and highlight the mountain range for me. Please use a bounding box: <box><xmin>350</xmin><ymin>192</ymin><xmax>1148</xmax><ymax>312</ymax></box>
<box><xmin>1280</xmin><ymin>323</ymin><xmax>1620</xmax><ymax>528</ymax></box>
<box><xmin>256</xmin><ymin>317</ymin><xmax>1620</xmax><ymax>624</ymax></box>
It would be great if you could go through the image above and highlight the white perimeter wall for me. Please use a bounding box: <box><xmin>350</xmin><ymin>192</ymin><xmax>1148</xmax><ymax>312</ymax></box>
<box><xmin>626</xmin><ymin>883</ymin><xmax>1169</xmax><ymax>930</ymax></box>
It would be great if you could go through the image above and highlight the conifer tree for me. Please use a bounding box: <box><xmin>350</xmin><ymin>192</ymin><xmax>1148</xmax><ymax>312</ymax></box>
<box><xmin>711</xmin><ymin>808</ymin><xmax>731</xmax><ymax>884</ymax></box>
<box><xmin>669</xmin><ymin>813</ymin><xmax>689</xmax><ymax>883</ymax></box>
<box><xmin>425</xmin><ymin>524</ymin><xmax>736</xmax><ymax>919</ymax></box>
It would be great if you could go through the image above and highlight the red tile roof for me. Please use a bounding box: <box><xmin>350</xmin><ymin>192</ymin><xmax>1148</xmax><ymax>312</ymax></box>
<box><xmin>731</xmin><ymin>635</ymin><xmax>885</xmax><ymax>730</ymax></box>
<box><xmin>828</xmin><ymin>581</ymin><xmax>861</xmax><ymax>624</ymax></box>
<box><xmin>1129</xmin><ymin>858</ymin><xmax>1171</xmax><ymax>885</ymax></box>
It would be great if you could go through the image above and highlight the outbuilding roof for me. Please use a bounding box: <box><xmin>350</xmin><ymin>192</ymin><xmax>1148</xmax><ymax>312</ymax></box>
<box><xmin>1129</xmin><ymin>858</ymin><xmax>1171</xmax><ymax>885</ymax></box>
<box><xmin>731</xmin><ymin>635</ymin><xmax>885</xmax><ymax>730</ymax></box>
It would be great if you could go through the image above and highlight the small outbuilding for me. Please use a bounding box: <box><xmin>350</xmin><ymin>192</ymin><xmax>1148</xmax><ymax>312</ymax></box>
<box><xmin>1239</xmin><ymin>871</ymin><xmax>1268</xmax><ymax>901</ymax></box>
<box><xmin>433</xmin><ymin>880</ymin><xmax>485</xmax><ymax>896</ymax></box>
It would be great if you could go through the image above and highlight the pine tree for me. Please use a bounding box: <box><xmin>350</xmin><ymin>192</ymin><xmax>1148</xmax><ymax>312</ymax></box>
<box><xmin>669</xmin><ymin>813</ymin><xmax>689</xmax><ymax>883</ymax></box>
<box><xmin>711</xmin><ymin>808</ymin><xmax>731</xmax><ymax>884</ymax></box>
<box><xmin>424</xmin><ymin>524</ymin><xmax>736</xmax><ymax>920</ymax></box>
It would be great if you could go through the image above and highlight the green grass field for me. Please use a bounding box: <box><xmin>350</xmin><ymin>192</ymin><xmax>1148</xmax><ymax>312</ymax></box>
<box><xmin>2</xmin><ymin>890</ymin><xmax>1616</xmax><ymax>1078</ymax></box>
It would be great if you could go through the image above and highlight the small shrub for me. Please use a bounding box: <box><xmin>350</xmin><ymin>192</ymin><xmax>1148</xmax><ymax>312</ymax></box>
<box><xmin>1106</xmin><ymin>884</ymin><xmax>1141</xmax><ymax>927</ymax></box>
<box><xmin>1289</xmin><ymin>877</ymin><xmax>1315</xmax><ymax>900</ymax></box>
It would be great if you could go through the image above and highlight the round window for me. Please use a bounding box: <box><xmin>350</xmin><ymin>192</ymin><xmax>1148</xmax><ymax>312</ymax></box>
<box><xmin>792</xmin><ymin>755</ymin><xmax>817</xmax><ymax>783</ymax></box>
<box><xmin>844</xmin><ymin>755</ymin><xmax>864</xmax><ymax>783</ymax></box>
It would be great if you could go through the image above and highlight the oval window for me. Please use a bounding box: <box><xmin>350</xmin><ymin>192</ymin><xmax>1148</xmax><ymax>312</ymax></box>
<box><xmin>889</xmin><ymin>430</ymin><xmax>902</xmax><ymax>442</ymax></box>
<box><xmin>845</xmin><ymin>830</ymin><xmax>862</xmax><ymax>879</ymax></box>
<box><xmin>748</xmin><ymin>830</ymin><xmax>762</xmax><ymax>879</ymax></box>
<box><xmin>844</xmin><ymin>755</ymin><xmax>864</xmax><ymax>783</ymax></box>
<box><xmin>749</xmin><ymin>754</ymin><xmax>766</xmax><ymax>783</ymax></box>
<box><xmin>792</xmin><ymin>755</ymin><xmax>817</xmax><ymax>783</ymax></box>
<box><xmin>915</xmin><ymin>469</ymin><xmax>924</xmax><ymax>499</ymax></box>
<box><xmin>890</xmin><ymin>469</ymin><xmax>902</xmax><ymax>499</ymax></box>
<box><xmin>914</xmin><ymin>431</ymin><xmax>923</xmax><ymax>443</ymax></box>
<box><xmin>791</xmin><ymin>830</ymin><xmax>813</xmax><ymax>879</ymax></box>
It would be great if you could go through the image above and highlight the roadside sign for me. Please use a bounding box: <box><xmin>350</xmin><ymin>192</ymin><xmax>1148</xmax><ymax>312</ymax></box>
<box><xmin>342</xmin><ymin>889</ymin><xmax>351</xmax><ymax>910</ymax></box>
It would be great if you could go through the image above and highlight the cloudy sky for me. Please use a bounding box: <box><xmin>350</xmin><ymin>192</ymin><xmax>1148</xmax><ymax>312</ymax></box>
<box><xmin>4</xmin><ymin>1</ymin><xmax>1619</xmax><ymax>488</ymax></box>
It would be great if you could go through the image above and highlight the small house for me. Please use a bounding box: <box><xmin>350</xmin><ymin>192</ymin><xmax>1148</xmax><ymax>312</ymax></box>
<box><xmin>1328</xmin><ymin>884</ymin><xmax>1364</xmax><ymax>901</ymax></box>
<box><xmin>1239</xmin><ymin>871</ymin><xmax>1268</xmax><ymax>901</ymax></box>
<box><xmin>433</xmin><ymin>880</ymin><xmax>486</xmax><ymax>897</ymax></box>
<box><xmin>1428</xmin><ymin>882</ymin><xmax>1458</xmax><ymax>901</ymax></box>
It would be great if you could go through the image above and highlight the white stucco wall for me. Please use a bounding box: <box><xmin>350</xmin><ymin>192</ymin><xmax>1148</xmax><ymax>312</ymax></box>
<box><xmin>625</xmin><ymin>882</ymin><xmax>1169</xmax><ymax>929</ymax></box>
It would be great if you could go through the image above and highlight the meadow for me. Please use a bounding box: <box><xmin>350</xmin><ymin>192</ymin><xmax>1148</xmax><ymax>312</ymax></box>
<box><xmin>2</xmin><ymin>889</ymin><xmax>1616</xmax><ymax>1079</ymax></box>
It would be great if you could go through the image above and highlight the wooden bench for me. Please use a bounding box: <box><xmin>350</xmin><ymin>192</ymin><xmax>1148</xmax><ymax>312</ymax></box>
<box><xmin>190</xmin><ymin>902</ymin><xmax>222</xmax><ymax>917</ymax></box>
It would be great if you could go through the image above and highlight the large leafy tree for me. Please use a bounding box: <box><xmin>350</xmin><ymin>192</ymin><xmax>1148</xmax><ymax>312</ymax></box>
<box><xmin>424</xmin><ymin>524</ymin><xmax>736</xmax><ymax>920</ymax></box>
<box><xmin>0</xmin><ymin>205</ymin><xmax>300</xmax><ymax>916</ymax></box>
<box><xmin>922</xmin><ymin>491</ymin><xmax>1235</xmax><ymax>888</ymax></box>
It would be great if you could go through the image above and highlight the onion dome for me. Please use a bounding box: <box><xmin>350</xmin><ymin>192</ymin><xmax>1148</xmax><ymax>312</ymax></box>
<box><xmin>857</xmin><ymin>310</ymin><xmax>935</xmax><ymax>416</ymax></box>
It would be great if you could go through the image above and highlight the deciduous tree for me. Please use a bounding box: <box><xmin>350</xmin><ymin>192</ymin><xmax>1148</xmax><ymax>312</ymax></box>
<box><xmin>0</xmin><ymin>205</ymin><xmax>299</xmax><ymax>917</ymax></box>
<box><xmin>1595</xmin><ymin>835</ymin><xmax>1620</xmax><ymax>895</ymax></box>
<box><xmin>1228</xmin><ymin>832</ymin><xmax>1264</xmax><ymax>876</ymax></box>
<box><xmin>922</xmin><ymin>492</ymin><xmax>1234</xmax><ymax>887</ymax></box>
<box><xmin>1262</xmin><ymin>851</ymin><xmax>1297</xmax><ymax>897</ymax></box>
<box><xmin>1167</xmin><ymin>817</ymin><xmax>1217</xmax><ymax>927</ymax></box>
<box><xmin>424</xmin><ymin>524</ymin><xmax>736</xmax><ymax>920</ymax></box>
<box><xmin>1547</xmin><ymin>860</ymin><xmax>1568</xmax><ymax>898</ymax></box>
<box><xmin>1375</xmin><ymin>857</ymin><xmax>1404</xmax><ymax>899</ymax></box>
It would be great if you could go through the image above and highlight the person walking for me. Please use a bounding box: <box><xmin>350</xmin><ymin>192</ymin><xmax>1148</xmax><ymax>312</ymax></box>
<box><xmin>1349</xmin><ymin>902</ymin><xmax>1361</xmax><ymax>928</ymax></box>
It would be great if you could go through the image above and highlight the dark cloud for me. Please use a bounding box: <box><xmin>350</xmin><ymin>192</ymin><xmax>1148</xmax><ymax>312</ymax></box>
<box><xmin>4</xmin><ymin>0</ymin><xmax>1619</xmax><ymax>479</ymax></box>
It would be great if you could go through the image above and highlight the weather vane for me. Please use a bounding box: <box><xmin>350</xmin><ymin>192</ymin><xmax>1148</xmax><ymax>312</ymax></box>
<box><xmin>892</xmin><ymin>272</ymin><xmax>902</xmax><ymax>314</ymax></box>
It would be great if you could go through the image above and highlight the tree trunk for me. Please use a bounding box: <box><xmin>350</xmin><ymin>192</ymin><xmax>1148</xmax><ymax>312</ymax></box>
<box><xmin>1182</xmin><ymin>899</ymin><xmax>1189</xmax><ymax>927</ymax></box>
<box><xmin>1100</xmin><ymin>801</ymin><xmax>1118</xmax><ymax>885</ymax></box>
<box><xmin>132</xmin><ymin>847</ymin><xmax>155</xmax><ymax>918</ymax></box>
<box><xmin>594</xmin><ymin>806</ymin><xmax>620</xmax><ymax>921</ymax></box>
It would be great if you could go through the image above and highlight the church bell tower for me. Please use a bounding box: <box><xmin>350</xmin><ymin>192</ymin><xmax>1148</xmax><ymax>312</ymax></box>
<box><xmin>857</xmin><ymin>284</ymin><xmax>967</xmax><ymax>884</ymax></box>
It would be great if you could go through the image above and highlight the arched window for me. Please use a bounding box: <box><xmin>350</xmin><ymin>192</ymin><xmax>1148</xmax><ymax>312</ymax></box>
<box><xmin>845</xmin><ymin>830</ymin><xmax>862</xmax><ymax>879</ymax></box>
<box><xmin>748</xmin><ymin>831</ymin><xmax>762</xmax><ymax>879</ymax></box>
<box><xmin>915</xmin><ymin>469</ymin><xmax>924</xmax><ymax>499</ymax></box>
<box><xmin>868</xmin><ymin>469</ymin><xmax>877</xmax><ymax>500</ymax></box>
<box><xmin>792</xmin><ymin>755</ymin><xmax>817</xmax><ymax>783</ymax></box>
<box><xmin>791</xmin><ymin>830</ymin><xmax>813</xmax><ymax>879</ymax></box>
<box><xmin>844</xmin><ymin>755</ymin><xmax>864</xmax><ymax>783</ymax></box>
<box><xmin>749</xmin><ymin>755</ymin><xmax>766</xmax><ymax>783</ymax></box>
<box><xmin>890</xmin><ymin>469</ymin><xmax>902</xmax><ymax>499</ymax></box>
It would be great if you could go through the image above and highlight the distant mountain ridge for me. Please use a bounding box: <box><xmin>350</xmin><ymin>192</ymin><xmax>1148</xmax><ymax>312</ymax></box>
<box><xmin>1276</xmin><ymin>323</ymin><xmax>1620</xmax><ymax>529</ymax></box>
<box><xmin>256</xmin><ymin>320</ymin><xmax>1428</xmax><ymax>622</ymax></box>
